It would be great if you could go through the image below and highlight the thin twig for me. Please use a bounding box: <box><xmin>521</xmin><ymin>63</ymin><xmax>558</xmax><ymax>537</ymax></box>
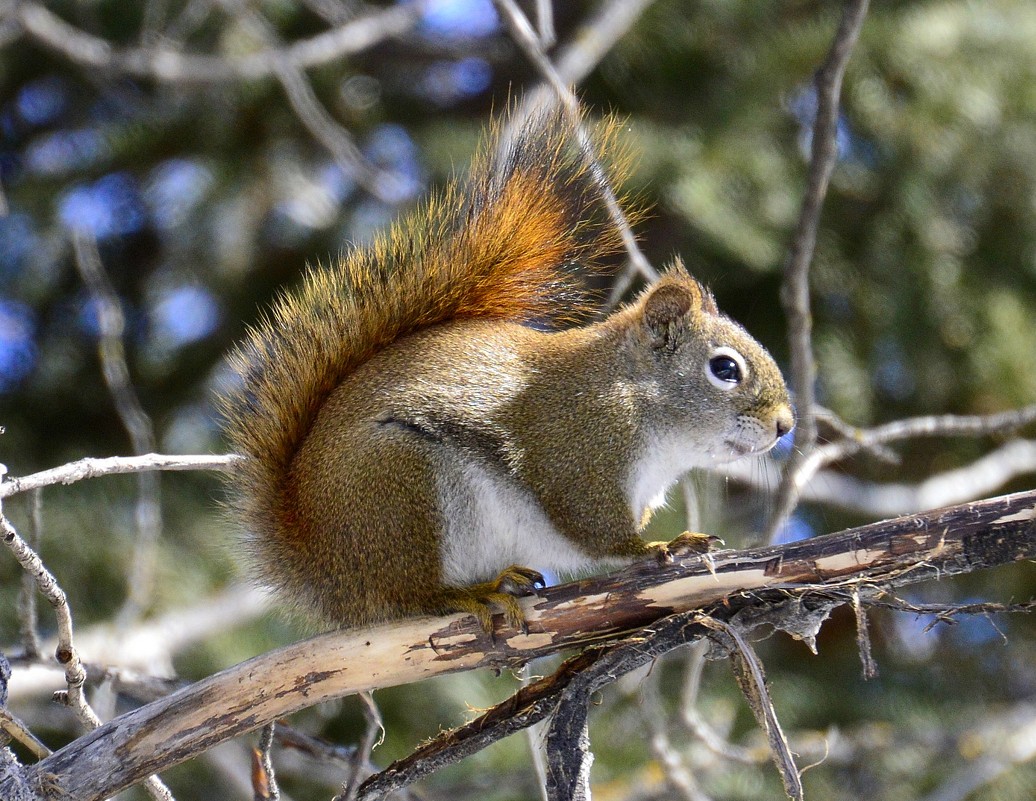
<box><xmin>0</xmin><ymin>453</ymin><xmax>240</xmax><ymax>499</ymax></box>
<box><xmin>252</xmin><ymin>722</ymin><xmax>280</xmax><ymax>801</ymax></box>
<box><xmin>17</xmin><ymin>489</ymin><xmax>43</xmax><ymax>659</ymax></box>
<box><xmin>0</xmin><ymin>708</ymin><xmax>52</xmax><ymax>760</ymax></box>
<box><xmin>720</xmin><ymin>437</ymin><xmax>1036</xmax><ymax>518</ymax></box>
<box><xmin>814</xmin><ymin>406</ymin><xmax>899</xmax><ymax>463</ymax></box>
<box><xmin>354</xmin><ymin>650</ymin><xmax>604</xmax><ymax>801</ymax></box>
<box><xmin>163</xmin><ymin>0</ymin><xmax>216</xmax><ymax>44</ymax></box>
<box><xmin>534</xmin><ymin>0</ymin><xmax>555</xmax><ymax>48</ymax></box>
<box><xmin>0</xmin><ymin>470</ymin><xmax>91</xmax><ymax>726</ymax></box>
<box><xmin>71</xmin><ymin>229</ymin><xmax>162</xmax><ymax>626</ymax></box>
<box><xmin>768</xmin><ymin>406</ymin><xmax>1036</xmax><ymax>533</ymax></box>
<box><xmin>769</xmin><ymin>0</ymin><xmax>870</xmax><ymax>540</ymax></box>
<box><xmin>15</xmin><ymin>1</ymin><xmax>422</xmax><ymax>82</ymax></box>
<box><xmin>493</xmin><ymin>0</ymin><xmax>659</xmax><ymax>284</ymax></box>
<box><xmin>336</xmin><ymin>692</ymin><xmax>384</xmax><ymax>801</ymax></box>
<box><xmin>864</xmin><ymin>596</ymin><xmax>1036</xmax><ymax>619</ymax></box>
<box><xmin>696</xmin><ymin>616</ymin><xmax>803</xmax><ymax>801</ymax></box>
<box><xmin>639</xmin><ymin>666</ymin><xmax>710</xmax><ymax>801</ymax></box>
<box><xmin>273</xmin><ymin>64</ymin><xmax>405</xmax><ymax>204</ymax></box>
<box><xmin>523</xmin><ymin>0</ymin><xmax>657</xmax><ymax>92</ymax></box>
<box><xmin>217</xmin><ymin>0</ymin><xmax>404</xmax><ymax>204</ymax></box>
<box><xmin>275</xmin><ymin>723</ymin><xmax>357</xmax><ymax>767</ymax></box>
<box><xmin>2</xmin><ymin>469</ymin><xmax>177</xmax><ymax>801</ymax></box>
<box><xmin>679</xmin><ymin>643</ymin><xmax>764</xmax><ymax>765</ymax></box>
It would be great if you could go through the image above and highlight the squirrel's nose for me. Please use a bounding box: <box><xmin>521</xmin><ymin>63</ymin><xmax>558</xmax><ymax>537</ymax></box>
<box><xmin>774</xmin><ymin>405</ymin><xmax>795</xmax><ymax>439</ymax></box>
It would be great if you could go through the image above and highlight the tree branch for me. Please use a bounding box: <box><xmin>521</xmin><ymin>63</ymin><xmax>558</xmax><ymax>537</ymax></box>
<box><xmin>13</xmin><ymin>1</ymin><xmax>421</xmax><ymax>82</ymax></box>
<box><xmin>18</xmin><ymin>489</ymin><xmax>1035</xmax><ymax>801</ymax></box>
<box><xmin>771</xmin><ymin>0</ymin><xmax>870</xmax><ymax>537</ymax></box>
<box><xmin>0</xmin><ymin>453</ymin><xmax>240</xmax><ymax>499</ymax></box>
<box><xmin>494</xmin><ymin>0</ymin><xmax>659</xmax><ymax>284</ymax></box>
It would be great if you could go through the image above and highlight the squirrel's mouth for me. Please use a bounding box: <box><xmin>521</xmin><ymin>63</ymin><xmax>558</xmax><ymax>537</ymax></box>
<box><xmin>723</xmin><ymin>437</ymin><xmax>779</xmax><ymax>459</ymax></box>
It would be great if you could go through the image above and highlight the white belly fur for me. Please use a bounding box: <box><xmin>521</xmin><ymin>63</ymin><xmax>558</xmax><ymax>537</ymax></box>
<box><xmin>438</xmin><ymin>459</ymin><xmax>597</xmax><ymax>586</ymax></box>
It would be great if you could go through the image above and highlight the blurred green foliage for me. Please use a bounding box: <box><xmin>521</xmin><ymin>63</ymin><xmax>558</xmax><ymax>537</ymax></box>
<box><xmin>1</xmin><ymin>1</ymin><xmax>1034</xmax><ymax>799</ymax></box>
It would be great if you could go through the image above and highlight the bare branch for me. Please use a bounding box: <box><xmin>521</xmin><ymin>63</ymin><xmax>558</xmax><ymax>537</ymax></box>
<box><xmin>638</xmin><ymin>667</ymin><xmax>709</xmax><ymax>801</ymax></box>
<box><xmin>534</xmin><ymin>0</ymin><xmax>556</xmax><ymax>48</ymax></box>
<box><xmin>7</xmin><ymin>585</ymin><xmax>268</xmax><ymax>705</ymax></box>
<box><xmin>697</xmin><ymin>616</ymin><xmax>803</xmax><ymax>801</ymax></box>
<box><xmin>4</xmin><ymin>473</ymin><xmax>189</xmax><ymax>801</ymax></box>
<box><xmin>251</xmin><ymin>722</ymin><xmax>279</xmax><ymax>801</ymax></box>
<box><xmin>14</xmin><ymin>1</ymin><xmax>421</xmax><ymax>82</ymax></box>
<box><xmin>528</xmin><ymin>0</ymin><xmax>657</xmax><ymax>90</ymax></box>
<box><xmin>679</xmin><ymin>643</ymin><xmax>764</xmax><ymax>765</ymax></box>
<box><xmin>71</xmin><ymin>230</ymin><xmax>162</xmax><ymax>627</ymax></box>
<box><xmin>815</xmin><ymin>405</ymin><xmax>1036</xmax><ymax>463</ymax></box>
<box><xmin>493</xmin><ymin>0</ymin><xmax>659</xmax><ymax>284</ymax></box>
<box><xmin>0</xmin><ymin>708</ymin><xmax>51</xmax><ymax>760</ymax></box>
<box><xmin>275</xmin><ymin>723</ymin><xmax>357</xmax><ymax>767</ymax></box>
<box><xmin>720</xmin><ymin>437</ymin><xmax>1036</xmax><ymax>518</ymax></box>
<box><xmin>335</xmin><ymin>692</ymin><xmax>384</xmax><ymax>801</ymax></box>
<box><xmin>544</xmin><ymin>686</ymin><xmax>593</xmax><ymax>801</ymax></box>
<box><xmin>17</xmin><ymin>490</ymin><xmax>43</xmax><ymax>659</ymax></box>
<box><xmin>273</xmin><ymin>64</ymin><xmax>404</xmax><ymax>203</ymax></box>
<box><xmin>0</xmin><ymin>470</ymin><xmax>92</xmax><ymax>729</ymax></box>
<box><xmin>218</xmin><ymin>0</ymin><xmax>406</xmax><ymax>205</ymax></box>
<box><xmin>864</xmin><ymin>595</ymin><xmax>1036</xmax><ymax>620</ymax></box>
<box><xmin>767</xmin><ymin>406</ymin><xmax>1036</xmax><ymax>532</ymax></box>
<box><xmin>355</xmin><ymin>650</ymin><xmax>603</xmax><ymax>801</ymax></box>
<box><xmin>0</xmin><ymin>453</ymin><xmax>240</xmax><ymax>500</ymax></box>
<box><xmin>770</xmin><ymin>0</ymin><xmax>870</xmax><ymax>537</ymax></box>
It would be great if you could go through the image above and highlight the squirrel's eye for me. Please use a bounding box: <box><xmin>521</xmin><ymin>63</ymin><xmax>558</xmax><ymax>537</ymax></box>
<box><xmin>705</xmin><ymin>347</ymin><xmax>747</xmax><ymax>391</ymax></box>
<box><xmin>710</xmin><ymin>356</ymin><xmax>740</xmax><ymax>382</ymax></box>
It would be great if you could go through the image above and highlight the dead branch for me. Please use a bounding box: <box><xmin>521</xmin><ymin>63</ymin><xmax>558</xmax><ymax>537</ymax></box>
<box><xmin>772</xmin><ymin>0</ymin><xmax>870</xmax><ymax>537</ymax></box>
<box><xmin>0</xmin><ymin>453</ymin><xmax>240</xmax><ymax>499</ymax></box>
<box><xmin>72</xmin><ymin>230</ymin><xmax>163</xmax><ymax>627</ymax></box>
<box><xmin>696</xmin><ymin>616</ymin><xmax>802</xmax><ymax>801</ymax></box>
<box><xmin>251</xmin><ymin>722</ymin><xmax>279</xmax><ymax>801</ymax></box>
<box><xmin>493</xmin><ymin>0</ymin><xmax>659</xmax><ymax>284</ymax></box>
<box><xmin>721</xmin><ymin>434</ymin><xmax>1036</xmax><ymax>518</ymax></box>
<box><xmin>9</xmin><ymin>489</ymin><xmax>1033</xmax><ymax>801</ymax></box>
<box><xmin>12</xmin><ymin>1</ymin><xmax>421</xmax><ymax>82</ymax></box>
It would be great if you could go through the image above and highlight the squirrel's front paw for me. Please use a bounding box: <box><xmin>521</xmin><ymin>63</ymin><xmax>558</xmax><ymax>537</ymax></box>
<box><xmin>647</xmin><ymin>531</ymin><xmax>723</xmax><ymax>564</ymax></box>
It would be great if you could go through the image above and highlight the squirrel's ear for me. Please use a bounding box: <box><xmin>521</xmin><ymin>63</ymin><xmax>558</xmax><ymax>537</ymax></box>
<box><xmin>643</xmin><ymin>281</ymin><xmax>699</xmax><ymax>350</ymax></box>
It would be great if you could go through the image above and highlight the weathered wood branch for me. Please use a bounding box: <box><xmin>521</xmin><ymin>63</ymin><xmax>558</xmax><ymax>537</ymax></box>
<box><xmin>12</xmin><ymin>489</ymin><xmax>1035</xmax><ymax>801</ymax></box>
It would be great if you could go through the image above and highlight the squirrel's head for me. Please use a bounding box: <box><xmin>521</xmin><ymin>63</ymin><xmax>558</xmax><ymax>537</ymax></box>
<box><xmin>629</xmin><ymin>263</ymin><xmax>794</xmax><ymax>464</ymax></box>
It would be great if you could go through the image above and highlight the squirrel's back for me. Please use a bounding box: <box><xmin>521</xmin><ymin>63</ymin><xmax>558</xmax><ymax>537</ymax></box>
<box><xmin>218</xmin><ymin>109</ymin><xmax>634</xmax><ymax>607</ymax></box>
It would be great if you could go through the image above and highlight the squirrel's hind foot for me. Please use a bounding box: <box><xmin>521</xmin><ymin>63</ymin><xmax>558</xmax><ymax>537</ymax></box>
<box><xmin>647</xmin><ymin>532</ymin><xmax>723</xmax><ymax>564</ymax></box>
<box><xmin>441</xmin><ymin>565</ymin><xmax>546</xmax><ymax>635</ymax></box>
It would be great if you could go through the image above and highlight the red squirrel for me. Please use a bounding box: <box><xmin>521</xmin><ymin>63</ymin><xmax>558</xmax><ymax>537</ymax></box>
<box><xmin>219</xmin><ymin>110</ymin><xmax>793</xmax><ymax>632</ymax></box>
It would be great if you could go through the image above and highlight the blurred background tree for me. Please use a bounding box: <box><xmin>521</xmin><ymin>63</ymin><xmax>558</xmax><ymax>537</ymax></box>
<box><xmin>0</xmin><ymin>1</ymin><xmax>1034</xmax><ymax>799</ymax></box>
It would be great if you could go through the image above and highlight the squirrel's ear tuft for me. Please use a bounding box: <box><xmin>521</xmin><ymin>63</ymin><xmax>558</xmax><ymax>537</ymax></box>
<box><xmin>643</xmin><ymin>282</ymin><xmax>696</xmax><ymax>349</ymax></box>
<box><xmin>661</xmin><ymin>259</ymin><xmax>718</xmax><ymax>316</ymax></box>
<box><xmin>642</xmin><ymin>267</ymin><xmax>719</xmax><ymax>349</ymax></box>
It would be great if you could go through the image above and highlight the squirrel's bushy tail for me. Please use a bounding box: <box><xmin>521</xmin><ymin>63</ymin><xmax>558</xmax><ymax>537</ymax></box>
<box><xmin>219</xmin><ymin>107</ymin><xmax>635</xmax><ymax>549</ymax></box>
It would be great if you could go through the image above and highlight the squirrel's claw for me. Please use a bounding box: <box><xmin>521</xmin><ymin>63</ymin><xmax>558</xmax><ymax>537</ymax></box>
<box><xmin>495</xmin><ymin>565</ymin><xmax>546</xmax><ymax>597</ymax></box>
